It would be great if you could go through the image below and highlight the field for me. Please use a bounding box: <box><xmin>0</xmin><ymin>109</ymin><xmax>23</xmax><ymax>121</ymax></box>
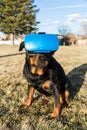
<box><xmin>0</xmin><ymin>44</ymin><xmax>87</xmax><ymax>130</ymax></box>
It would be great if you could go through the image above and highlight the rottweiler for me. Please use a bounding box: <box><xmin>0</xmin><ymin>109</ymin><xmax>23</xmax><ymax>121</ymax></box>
<box><xmin>19</xmin><ymin>42</ymin><xmax>71</xmax><ymax>118</ymax></box>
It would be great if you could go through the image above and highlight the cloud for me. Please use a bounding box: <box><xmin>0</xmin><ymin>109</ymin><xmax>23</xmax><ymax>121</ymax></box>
<box><xmin>41</xmin><ymin>4</ymin><xmax>87</xmax><ymax>10</ymax></box>
<box><xmin>64</xmin><ymin>13</ymin><xmax>81</xmax><ymax>26</ymax></box>
<box><xmin>65</xmin><ymin>13</ymin><xmax>87</xmax><ymax>26</ymax></box>
<box><xmin>52</xmin><ymin>21</ymin><xmax>60</xmax><ymax>24</ymax></box>
<box><xmin>82</xmin><ymin>17</ymin><xmax>87</xmax><ymax>23</ymax></box>
<box><xmin>66</xmin><ymin>14</ymin><xmax>80</xmax><ymax>19</ymax></box>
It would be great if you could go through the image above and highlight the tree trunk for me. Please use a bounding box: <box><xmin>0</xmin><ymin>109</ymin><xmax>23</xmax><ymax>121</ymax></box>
<box><xmin>10</xmin><ymin>33</ymin><xmax>15</xmax><ymax>45</ymax></box>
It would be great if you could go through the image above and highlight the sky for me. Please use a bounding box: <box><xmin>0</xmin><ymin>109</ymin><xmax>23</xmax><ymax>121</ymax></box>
<box><xmin>0</xmin><ymin>0</ymin><xmax>87</xmax><ymax>37</ymax></box>
<box><xmin>34</xmin><ymin>0</ymin><xmax>87</xmax><ymax>35</ymax></box>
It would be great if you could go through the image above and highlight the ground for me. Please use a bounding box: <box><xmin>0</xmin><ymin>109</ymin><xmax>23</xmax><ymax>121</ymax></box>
<box><xmin>0</xmin><ymin>44</ymin><xmax>87</xmax><ymax>130</ymax></box>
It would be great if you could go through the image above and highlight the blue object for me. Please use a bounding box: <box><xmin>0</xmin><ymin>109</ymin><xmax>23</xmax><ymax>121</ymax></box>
<box><xmin>24</xmin><ymin>34</ymin><xmax>59</xmax><ymax>53</ymax></box>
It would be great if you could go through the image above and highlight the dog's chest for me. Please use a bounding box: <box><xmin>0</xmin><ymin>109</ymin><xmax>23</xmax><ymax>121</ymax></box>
<box><xmin>41</xmin><ymin>80</ymin><xmax>52</xmax><ymax>90</ymax></box>
<box><xmin>36</xmin><ymin>79</ymin><xmax>54</xmax><ymax>96</ymax></box>
<box><xmin>39</xmin><ymin>78</ymin><xmax>55</xmax><ymax>93</ymax></box>
<box><xmin>31</xmin><ymin>67</ymin><xmax>44</xmax><ymax>75</ymax></box>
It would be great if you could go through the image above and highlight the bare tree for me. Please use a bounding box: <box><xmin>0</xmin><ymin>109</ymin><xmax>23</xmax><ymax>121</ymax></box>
<box><xmin>58</xmin><ymin>24</ymin><xmax>70</xmax><ymax>36</ymax></box>
<box><xmin>58</xmin><ymin>24</ymin><xmax>71</xmax><ymax>45</ymax></box>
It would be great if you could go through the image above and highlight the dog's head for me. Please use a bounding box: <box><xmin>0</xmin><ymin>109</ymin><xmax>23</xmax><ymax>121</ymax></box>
<box><xmin>19</xmin><ymin>41</ymin><xmax>54</xmax><ymax>75</ymax></box>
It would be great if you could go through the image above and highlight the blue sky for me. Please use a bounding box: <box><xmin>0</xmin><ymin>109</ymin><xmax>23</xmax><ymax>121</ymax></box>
<box><xmin>0</xmin><ymin>0</ymin><xmax>87</xmax><ymax>37</ymax></box>
<box><xmin>35</xmin><ymin>0</ymin><xmax>87</xmax><ymax>34</ymax></box>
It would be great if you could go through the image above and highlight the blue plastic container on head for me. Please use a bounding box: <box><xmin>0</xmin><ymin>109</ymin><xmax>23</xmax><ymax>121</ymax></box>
<box><xmin>24</xmin><ymin>34</ymin><xmax>59</xmax><ymax>53</ymax></box>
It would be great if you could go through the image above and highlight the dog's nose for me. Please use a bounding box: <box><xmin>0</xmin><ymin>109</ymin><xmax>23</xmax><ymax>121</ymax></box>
<box><xmin>39</xmin><ymin>56</ymin><xmax>44</xmax><ymax>63</ymax></box>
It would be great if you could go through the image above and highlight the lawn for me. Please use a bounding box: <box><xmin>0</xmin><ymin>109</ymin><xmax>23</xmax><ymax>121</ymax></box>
<box><xmin>0</xmin><ymin>44</ymin><xmax>87</xmax><ymax>130</ymax></box>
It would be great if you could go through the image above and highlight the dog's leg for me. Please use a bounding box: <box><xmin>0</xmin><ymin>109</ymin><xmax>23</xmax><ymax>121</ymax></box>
<box><xmin>51</xmin><ymin>102</ymin><xmax>61</xmax><ymax>118</ymax></box>
<box><xmin>51</xmin><ymin>86</ymin><xmax>62</xmax><ymax>118</ymax></box>
<box><xmin>23</xmin><ymin>85</ymin><xmax>34</xmax><ymax>106</ymax></box>
<box><xmin>64</xmin><ymin>79</ymin><xmax>71</xmax><ymax>105</ymax></box>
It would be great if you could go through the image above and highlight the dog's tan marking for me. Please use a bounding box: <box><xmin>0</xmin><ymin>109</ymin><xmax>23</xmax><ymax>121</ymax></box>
<box><xmin>36</xmin><ymin>68</ymin><xmax>44</xmax><ymax>75</ymax></box>
<box><xmin>31</xmin><ymin>66</ymin><xmax>36</xmax><ymax>74</ymax></box>
<box><xmin>23</xmin><ymin>87</ymin><xmax>34</xmax><ymax>106</ymax></box>
<box><xmin>29</xmin><ymin>57</ymin><xmax>34</xmax><ymax>65</ymax></box>
<box><xmin>59</xmin><ymin>94</ymin><xmax>64</xmax><ymax>104</ymax></box>
<box><xmin>42</xmin><ymin>98</ymin><xmax>50</xmax><ymax>105</ymax></box>
<box><xmin>31</xmin><ymin>67</ymin><xmax>44</xmax><ymax>75</ymax></box>
<box><xmin>42</xmin><ymin>96</ymin><xmax>54</xmax><ymax>105</ymax></box>
<box><xmin>34</xmin><ymin>55</ymin><xmax>39</xmax><ymax>65</ymax></box>
<box><xmin>42</xmin><ymin>80</ymin><xmax>51</xmax><ymax>89</ymax></box>
<box><xmin>65</xmin><ymin>90</ymin><xmax>70</xmax><ymax>104</ymax></box>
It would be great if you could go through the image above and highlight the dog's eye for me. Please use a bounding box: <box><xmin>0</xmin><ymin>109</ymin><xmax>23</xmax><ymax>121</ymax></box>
<box><xmin>39</xmin><ymin>56</ymin><xmax>45</xmax><ymax>62</ymax></box>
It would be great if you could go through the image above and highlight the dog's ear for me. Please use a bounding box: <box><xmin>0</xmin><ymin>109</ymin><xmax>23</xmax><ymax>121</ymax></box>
<box><xmin>19</xmin><ymin>41</ymin><xmax>24</xmax><ymax>51</ymax></box>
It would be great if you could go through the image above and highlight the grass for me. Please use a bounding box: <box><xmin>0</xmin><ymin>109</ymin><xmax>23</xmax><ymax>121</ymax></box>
<box><xmin>0</xmin><ymin>44</ymin><xmax>87</xmax><ymax>130</ymax></box>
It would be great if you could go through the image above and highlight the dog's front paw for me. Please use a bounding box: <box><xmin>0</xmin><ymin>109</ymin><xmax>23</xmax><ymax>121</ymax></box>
<box><xmin>51</xmin><ymin>107</ymin><xmax>60</xmax><ymax>118</ymax></box>
<box><xmin>23</xmin><ymin>99</ymin><xmax>32</xmax><ymax>106</ymax></box>
<box><xmin>51</xmin><ymin>112</ymin><xmax>59</xmax><ymax>118</ymax></box>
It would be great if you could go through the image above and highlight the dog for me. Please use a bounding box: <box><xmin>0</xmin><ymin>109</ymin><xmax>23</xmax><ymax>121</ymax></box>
<box><xmin>19</xmin><ymin>41</ymin><xmax>71</xmax><ymax>118</ymax></box>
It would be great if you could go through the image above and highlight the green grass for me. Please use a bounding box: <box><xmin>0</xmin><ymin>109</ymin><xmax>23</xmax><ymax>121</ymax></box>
<box><xmin>0</xmin><ymin>45</ymin><xmax>87</xmax><ymax>130</ymax></box>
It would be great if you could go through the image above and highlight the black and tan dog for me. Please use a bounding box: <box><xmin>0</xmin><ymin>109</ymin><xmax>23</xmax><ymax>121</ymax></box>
<box><xmin>19</xmin><ymin>42</ymin><xmax>71</xmax><ymax>118</ymax></box>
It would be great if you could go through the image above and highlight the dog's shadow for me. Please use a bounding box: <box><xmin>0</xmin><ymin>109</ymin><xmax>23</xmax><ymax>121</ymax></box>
<box><xmin>67</xmin><ymin>63</ymin><xmax>87</xmax><ymax>99</ymax></box>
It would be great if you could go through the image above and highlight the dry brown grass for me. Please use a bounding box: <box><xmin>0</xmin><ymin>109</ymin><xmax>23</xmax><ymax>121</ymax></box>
<box><xmin>0</xmin><ymin>44</ymin><xmax>87</xmax><ymax>130</ymax></box>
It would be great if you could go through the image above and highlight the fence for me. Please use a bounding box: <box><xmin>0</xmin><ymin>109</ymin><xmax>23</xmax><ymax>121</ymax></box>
<box><xmin>0</xmin><ymin>39</ymin><xmax>22</xmax><ymax>45</ymax></box>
